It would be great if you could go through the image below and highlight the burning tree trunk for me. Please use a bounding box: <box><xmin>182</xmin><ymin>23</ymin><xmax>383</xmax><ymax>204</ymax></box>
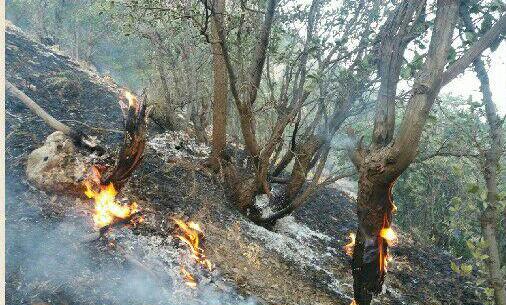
<box><xmin>99</xmin><ymin>91</ymin><xmax>148</xmax><ymax>190</ymax></box>
<box><xmin>347</xmin><ymin>1</ymin><xmax>506</xmax><ymax>304</ymax></box>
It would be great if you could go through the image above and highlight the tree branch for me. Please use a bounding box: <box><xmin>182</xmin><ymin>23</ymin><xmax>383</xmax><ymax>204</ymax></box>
<box><xmin>6</xmin><ymin>81</ymin><xmax>103</xmax><ymax>153</ymax></box>
<box><xmin>441</xmin><ymin>13</ymin><xmax>506</xmax><ymax>87</ymax></box>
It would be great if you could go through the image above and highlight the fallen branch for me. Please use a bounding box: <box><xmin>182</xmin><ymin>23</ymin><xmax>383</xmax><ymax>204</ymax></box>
<box><xmin>6</xmin><ymin>80</ymin><xmax>104</xmax><ymax>153</ymax></box>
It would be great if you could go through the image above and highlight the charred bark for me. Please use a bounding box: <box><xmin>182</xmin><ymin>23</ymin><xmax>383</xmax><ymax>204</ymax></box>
<box><xmin>100</xmin><ymin>92</ymin><xmax>148</xmax><ymax>190</ymax></box>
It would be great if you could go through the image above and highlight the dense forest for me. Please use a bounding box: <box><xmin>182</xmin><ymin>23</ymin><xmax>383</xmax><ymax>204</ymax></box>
<box><xmin>5</xmin><ymin>0</ymin><xmax>506</xmax><ymax>304</ymax></box>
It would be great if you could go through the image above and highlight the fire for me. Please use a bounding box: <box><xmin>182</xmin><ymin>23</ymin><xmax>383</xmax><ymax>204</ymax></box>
<box><xmin>380</xmin><ymin>227</ymin><xmax>397</xmax><ymax>246</ymax></box>
<box><xmin>344</xmin><ymin>232</ymin><xmax>356</xmax><ymax>257</ymax></box>
<box><xmin>124</xmin><ymin>91</ymin><xmax>137</xmax><ymax>108</ymax></box>
<box><xmin>84</xmin><ymin>178</ymin><xmax>139</xmax><ymax>229</ymax></box>
<box><xmin>174</xmin><ymin>218</ymin><xmax>213</xmax><ymax>287</ymax></box>
<box><xmin>378</xmin><ymin>213</ymin><xmax>397</xmax><ymax>273</ymax></box>
<box><xmin>350</xmin><ymin>300</ymin><xmax>357</xmax><ymax>305</ymax></box>
<box><xmin>180</xmin><ymin>266</ymin><xmax>197</xmax><ymax>288</ymax></box>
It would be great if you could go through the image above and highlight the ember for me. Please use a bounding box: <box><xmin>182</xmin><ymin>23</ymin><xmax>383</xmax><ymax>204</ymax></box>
<box><xmin>344</xmin><ymin>232</ymin><xmax>356</xmax><ymax>257</ymax></box>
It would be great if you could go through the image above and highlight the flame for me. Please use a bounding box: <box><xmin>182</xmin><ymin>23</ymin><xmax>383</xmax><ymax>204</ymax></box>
<box><xmin>380</xmin><ymin>227</ymin><xmax>398</xmax><ymax>247</ymax></box>
<box><xmin>350</xmin><ymin>300</ymin><xmax>357</xmax><ymax>305</ymax></box>
<box><xmin>84</xmin><ymin>173</ymin><xmax>139</xmax><ymax>228</ymax></box>
<box><xmin>124</xmin><ymin>91</ymin><xmax>137</xmax><ymax>108</ymax></box>
<box><xmin>180</xmin><ymin>266</ymin><xmax>197</xmax><ymax>288</ymax></box>
<box><xmin>378</xmin><ymin>213</ymin><xmax>397</xmax><ymax>273</ymax></box>
<box><xmin>344</xmin><ymin>232</ymin><xmax>356</xmax><ymax>257</ymax></box>
<box><xmin>174</xmin><ymin>218</ymin><xmax>213</xmax><ymax>287</ymax></box>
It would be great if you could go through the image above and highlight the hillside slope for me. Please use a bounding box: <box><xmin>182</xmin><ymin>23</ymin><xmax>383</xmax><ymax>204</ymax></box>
<box><xmin>6</xmin><ymin>23</ymin><xmax>481</xmax><ymax>305</ymax></box>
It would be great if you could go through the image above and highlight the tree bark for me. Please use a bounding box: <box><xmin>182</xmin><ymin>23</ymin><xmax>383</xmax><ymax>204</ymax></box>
<box><xmin>474</xmin><ymin>29</ymin><xmax>506</xmax><ymax>305</ymax></box>
<box><xmin>210</xmin><ymin>0</ymin><xmax>229</xmax><ymax>168</ymax></box>
<box><xmin>372</xmin><ymin>1</ymin><xmax>425</xmax><ymax>147</ymax></box>
<box><xmin>350</xmin><ymin>1</ymin><xmax>460</xmax><ymax>304</ymax></box>
<box><xmin>460</xmin><ymin>5</ymin><xmax>506</xmax><ymax>302</ymax></box>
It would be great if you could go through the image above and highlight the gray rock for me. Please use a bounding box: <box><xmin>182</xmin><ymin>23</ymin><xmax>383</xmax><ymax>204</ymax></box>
<box><xmin>26</xmin><ymin>131</ymin><xmax>86</xmax><ymax>193</ymax></box>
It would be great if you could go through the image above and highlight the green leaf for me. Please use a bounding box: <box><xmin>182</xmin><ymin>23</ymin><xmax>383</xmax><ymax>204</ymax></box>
<box><xmin>464</xmin><ymin>31</ymin><xmax>475</xmax><ymax>43</ymax></box>
<box><xmin>450</xmin><ymin>261</ymin><xmax>460</xmax><ymax>273</ymax></box>
<box><xmin>460</xmin><ymin>263</ymin><xmax>472</xmax><ymax>275</ymax></box>
<box><xmin>467</xmin><ymin>183</ymin><xmax>479</xmax><ymax>194</ymax></box>
<box><xmin>447</xmin><ymin>47</ymin><xmax>457</xmax><ymax>63</ymax></box>
<box><xmin>400</xmin><ymin>65</ymin><xmax>412</xmax><ymax>79</ymax></box>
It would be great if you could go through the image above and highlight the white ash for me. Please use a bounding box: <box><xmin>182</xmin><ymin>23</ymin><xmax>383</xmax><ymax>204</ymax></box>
<box><xmin>244</xmin><ymin>221</ymin><xmax>321</xmax><ymax>267</ymax></box>
<box><xmin>253</xmin><ymin>184</ymin><xmax>283</xmax><ymax>219</ymax></box>
<box><xmin>274</xmin><ymin>215</ymin><xmax>332</xmax><ymax>243</ymax></box>
<box><xmin>148</xmin><ymin>131</ymin><xmax>211</xmax><ymax>161</ymax></box>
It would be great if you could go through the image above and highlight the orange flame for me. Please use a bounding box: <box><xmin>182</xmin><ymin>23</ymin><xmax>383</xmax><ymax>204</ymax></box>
<box><xmin>350</xmin><ymin>300</ymin><xmax>357</xmax><ymax>305</ymax></box>
<box><xmin>378</xmin><ymin>213</ymin><xmax>397</xmax><ymax>273</ymax></box>
<box><xmin>180</xmin><ymin>266</ymin><xmax>197</xmax><ymax>288</ymax></box>
<box><xmin>380</xmin><ymin>226</ymin><xmax>398</xmax><ymax>247</ymax></box>
<box><xmin>83</xmin><ymin>169</ymin><xmax>139</xmax><ymax>228</ymax></box>
<box><xmin>174</xmin><ymin>218</ymin><xmax>213</xmax><ymax>287</ymax></box>
<box><xmin>344</xmin><ymin>232</ymin><xmax>356</xmax><ymax>257</ymax></box>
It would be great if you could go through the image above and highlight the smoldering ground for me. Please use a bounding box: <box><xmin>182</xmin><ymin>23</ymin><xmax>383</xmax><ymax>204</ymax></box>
<box><xmin>5</xmin><ymin>184</ymin><xmax>258</xmax><ymax>305</ymax></box>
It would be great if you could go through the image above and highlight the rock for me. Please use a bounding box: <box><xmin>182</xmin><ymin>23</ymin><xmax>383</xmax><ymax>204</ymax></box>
<box><xmin>26</xmin><ymin>131</ymin><xmax>86</xmax><ymax>193</ymax></box>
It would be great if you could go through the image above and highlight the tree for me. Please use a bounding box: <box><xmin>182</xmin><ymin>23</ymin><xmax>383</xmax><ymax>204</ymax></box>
<box><xmin>210</xmin><ymin>0</ymin><xmax>228</xmax><ymax>169</ymax></box>
<box><xmin>460</xmin><ymin>2</ymin><xmax>506</xmax><ymax>303</ymax></box>
<box><xmin>345</xmin><ymin>0</ymin><xmax>506</xmax><ymax>303</ymax></box>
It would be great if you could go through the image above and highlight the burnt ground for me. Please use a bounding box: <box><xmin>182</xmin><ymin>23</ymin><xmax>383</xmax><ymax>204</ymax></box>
<box><xmin>5</xmin><ymin>22</ymin><xmax>483</xmax><ymax>305</ymax></box>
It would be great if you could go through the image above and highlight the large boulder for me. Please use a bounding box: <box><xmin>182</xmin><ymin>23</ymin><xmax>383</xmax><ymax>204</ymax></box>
<box><xmin>26</xmin><ymin>131</ymin><xmax>87</xmax><ymax>193</ymax></box>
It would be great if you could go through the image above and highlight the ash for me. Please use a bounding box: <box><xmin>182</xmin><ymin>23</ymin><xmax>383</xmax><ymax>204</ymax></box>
<box><xmin>149</xmin><ymin>131</ymin><xmax>211</xmax><ymax>162</ymax></box>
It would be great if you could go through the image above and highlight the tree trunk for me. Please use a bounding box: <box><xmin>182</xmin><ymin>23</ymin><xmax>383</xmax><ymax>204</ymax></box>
<box><xmin>349</xmin><ymin>1</ymin><xmax>460</xmax><ymax>304</ymax></box>
<box><xmin>352</xmin><ymin>157</ymin><xmax>396</xmax><ymax>304</ymax></box>
<box><xmin>461</xmin><ymin>1</ymin><xmax>506</xmax><ymax>299</ymax></box>
<box><xmin>475</xmin><ymin>56</ymin><xmax>506</xmax><ymax>305</ymax></box>
<box><xmin>210</xmin><ymin>0</ymin><xmax>228</xmax><ymax>168</ymax></box>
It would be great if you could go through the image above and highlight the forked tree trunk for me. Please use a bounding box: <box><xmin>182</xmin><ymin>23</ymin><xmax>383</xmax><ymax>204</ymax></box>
<box><xmin>349</xmin><ymin>1</ymin><xmax>460</xmax><ymax>303</ymax></box>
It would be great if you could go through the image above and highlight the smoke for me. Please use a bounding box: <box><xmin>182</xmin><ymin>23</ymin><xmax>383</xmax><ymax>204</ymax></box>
<box><xmin>331</xmin><ymin>133</ymin><xmax>356</xmax><ymax>152</ymax></box>
<box><xmin>6</xmin><ymin>187</ymin><xmax>258</xmax><ymax>305</ymax></box>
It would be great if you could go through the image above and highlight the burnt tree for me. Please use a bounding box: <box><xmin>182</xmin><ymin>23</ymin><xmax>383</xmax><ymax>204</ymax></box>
<box><xmin>347</xmin><ymin>1</ymin><xmax>506</xmax><ymax>304</ymax></box>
